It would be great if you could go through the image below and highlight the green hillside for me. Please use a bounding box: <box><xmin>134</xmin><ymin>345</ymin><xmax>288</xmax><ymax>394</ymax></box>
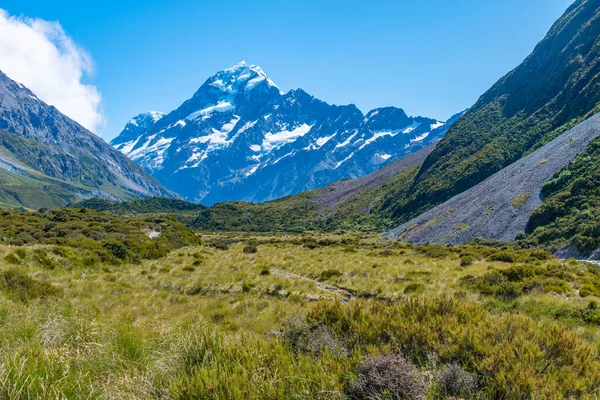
<box><xmin>0</xmin><ymin>208</ymin><xmax>200</xmax><ymax>264</ymax></box>
<box><xmin>386</xmin><ymin>0</ymin><xmax>600</xmax><ymax>223</ymax></box>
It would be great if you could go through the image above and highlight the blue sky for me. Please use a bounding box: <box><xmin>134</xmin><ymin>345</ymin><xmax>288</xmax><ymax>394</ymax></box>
<box><xmin>2</xmin><ymin>0</ymin><xmax>574</xmax><ymax>140</ymax></box>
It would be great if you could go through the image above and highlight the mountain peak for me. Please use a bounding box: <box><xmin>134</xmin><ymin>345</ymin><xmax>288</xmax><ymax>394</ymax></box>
<box><xmin>224</xmin><ymin>61</ymin><xmax>248</xmax><ymax>71</ymax></box>
<box><xmin>205</xmin><ymin>62</ymin><xmax>282</xmax><ymax>95</ymax></box>
<box><xmin>131</xmin><ymin>111</ymin><xmax>165</xmax><ymax>126</ymax></box>
<box><xmin>111</xmin><ymin>111</ymin><xmax>166</xmax><ymax>146</ymax></box>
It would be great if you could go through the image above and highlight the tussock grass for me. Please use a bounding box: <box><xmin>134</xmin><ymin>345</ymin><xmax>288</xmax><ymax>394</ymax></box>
<box><xmin>0</xmin><ymin>232</ymin><xmax>598</xmax><ymax>397</ymax></box>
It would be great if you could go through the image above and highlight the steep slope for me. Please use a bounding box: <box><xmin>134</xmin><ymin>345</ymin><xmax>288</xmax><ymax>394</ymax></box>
<box><xmin>386</xmin><ymin>0</ymin><xmax>600</xmax><ymax>222</ymax></box>
<box><xmin>112</xmin><ymin>62</ymin><xmax>456</xmax><ymax>205</ymax></box>
<box><xmin>386</xmin><ymin>113</ymin><xmax>600</xmax><ymax>245</ymax></box>
<box><xmin>0</xmin><ymin>70</ymin><xmax>174</xmax><ymax>208</ymax></box>
<box><xmin>0</xmin><ymin>130</ymin><xmax>125</xmax><ymax>209</ymax></box>
<box><xmin>111</xmin><ymin>111</ymin><xmax>165</xmax><ymax>149</ymax></box>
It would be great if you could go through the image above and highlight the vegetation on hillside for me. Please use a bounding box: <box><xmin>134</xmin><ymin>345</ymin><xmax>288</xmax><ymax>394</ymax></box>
<box><xmin>0</xmin><ymin>208</ymin><xmax>200</xmax><ymax>264</ymax></box>
<box><xmin>527</xmin><ymin>136</ymin><xmax>600</xmax><ymax>255</ymax></box>
<box><xmin>0</xmin><ymin>131</ymin><xmax>114</xmax><ymax>209</ymax></box>
<box><xmin>72</xmin><ymin>197</ymin><xmax>206</xmax><ymax>214</ymax></box>
<box><xmin>78</xmin><ymin>165</ymin><xmax>420</xmax><ymax>234</ymax></box>
<box><xmin>384</xmin><ymin>0</ymin><xmax>600</xmax><ymax>224</ymax></box>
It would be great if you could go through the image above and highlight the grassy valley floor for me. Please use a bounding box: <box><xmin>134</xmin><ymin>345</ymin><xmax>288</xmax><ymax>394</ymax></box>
<box><xmin>0</xmin><ymin>231</ymin><xmax>600</xmax><ymax>398</ymax></box>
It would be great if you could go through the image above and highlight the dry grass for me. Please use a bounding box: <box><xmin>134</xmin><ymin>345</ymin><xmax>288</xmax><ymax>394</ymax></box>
<box><xmin>0</xmin><ymin>233</ymin><xmax>598</xmax><ymax>398</ymax></box>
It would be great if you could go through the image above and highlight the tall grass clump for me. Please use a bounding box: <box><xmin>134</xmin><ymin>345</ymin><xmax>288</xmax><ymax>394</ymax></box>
<box><xmin>306</xmin><ymin>297</ymin><xmax>600</xmax><ymax>398</ymax></box>
<box><xmin>164</xmin><ymin>328</ymin><xmax>350</xmax><ymax>399</ymax></box>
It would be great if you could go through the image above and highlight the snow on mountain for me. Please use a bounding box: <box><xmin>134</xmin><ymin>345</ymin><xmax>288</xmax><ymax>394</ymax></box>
<box><xmin>111</xmin><ymin>62</ymin><xmax>461</xmax><ymax>205</ymax></box>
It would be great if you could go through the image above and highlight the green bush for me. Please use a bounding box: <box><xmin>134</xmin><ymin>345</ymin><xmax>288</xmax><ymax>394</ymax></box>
<box><xmin>0</xmin><ymin>269</ymin><xmax>62</xmax><ymax>303</ymax></box>
<box><xmin>460</xmin><ymin>255</ymin><xmax>475</xmax><ymax>267</ymax></box>
<box><xmin>580</xmin><ymin>284</ymin><xmax>600</xmax><ymax>298</ymax></box>
<box><xmin>319</xmin><ymin>269</ymin><xmax>343</xmax><ymax>281</ymax></box>
<box><xmin>404</xmin><ymin>283</ymin><xmax>425</xmax><ymax>295</ymax></box>
<box><xmin>0</xmin><ymin>209</ymin><xmax>200</xmax><ymax>265</ymax></box>
<box><xmin>4</xmin><ymin>253</ymin><xmax>21</xmax><ymax>265</ymax></box>
<box><xmin>488</xmin><ymin>251</ymin><xmax>516</xmax><ymax>263</ymax></box>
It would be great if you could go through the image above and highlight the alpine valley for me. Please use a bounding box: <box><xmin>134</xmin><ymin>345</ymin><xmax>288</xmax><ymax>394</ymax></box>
<box><xmin>4</xmin><ymin>1</ymin><xmax>600</xmax><ymax>398</ymax></box>
<box><xmin>112</xmin><ymin>62</ymin><xmax>461</xmax><ymax>205</ymax></box>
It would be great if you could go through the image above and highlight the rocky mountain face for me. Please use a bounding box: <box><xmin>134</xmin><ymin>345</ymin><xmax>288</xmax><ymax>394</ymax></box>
<box><xmin>0</xmin><ymin>70</ymin><xmax>174</xmax><ymax>208</ymax></box>
<box><xmin>112</xmin><ymin>62</ymin><xmax>458</xmax><ymax>205</ymax></box>
<box><xmin>386</xmin><ymin>113</ymin><xmax>600</xmax><ymax>248</ymax></box>
<box><xmin>384</xmin><ymin>0</ymin><xmax>600</xmax><ymax>224</ymax></box>
<box><xmin>111</xmin><ymin>111</ymin><xmax>165</xmax><ymax>148</ymax></box>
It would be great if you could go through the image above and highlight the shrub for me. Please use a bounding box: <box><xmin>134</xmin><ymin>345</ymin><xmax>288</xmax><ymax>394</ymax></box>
<box><xmin>493</xmin><ymin>281</ymin><xmax>523</xmax><ymax>300</ymax></box>
<box><xmin>32</xmin><ymin>249</ymin><xmax>58</xmax><ymax>270</ymax></box>
<box><xmin>260</xmin><ymin>268</ymin><xmax>270</xmax><ymax>276</ymax></box>
<box><xmin>208</xmin><ymin>239</ymin><xmax>229</xmax><ymax>251</ymax></box>
<box><xmin>104</xmin><ymin>240</ymin><xmax>130</xmax><ymax>261</ymax></box>
<box><xmin>243</xmin><ymin>244</ymin><xmax>258</xmax><ymax>254</ymax></box>
<box><xmin>309</xmin><ymin>298</ymin><xmax>600</xmax><ymax>398</ymax></box>
<box><xmin>319</xmin><ymin>269</ymin><xmax>343</xmax><ymax>281</ymax></box>
<box><xmin>460</xmin><ymin>255</ymin><xmax>475</xmax><ymax>267</ymax></box>
<box><xmin>4</xmin><ymin>253</ymin><xmax>21</xmax><ymax>265</ymax></box>
<box><xmin>14</xmin><ymin>248</ymin><xmax>27</xmax><ymax>259</ymax></box>
<box><xmin>404</xmin><ymin>283</ymin><xmax>425</xmax><ymax>295</ymax></box>
<box><xmin>580</xmin><ymin>284</ymin><xmax>600</xmax><ymax>298</ymax></box>
<box><xmin>418</xmin><ymin>245</ymin><xmax>451</xmax><ymax>259</ymax></box>
<box><xmin>488</xmin><ymin>251</ymin><xmax>516</xmax><ymax>263</ymax></box>
<box><xmin>283</xmin><ymin>319</ymin><xmax>346</xmax><ymax>357</ymax></box>
<box><xmin>435</xmin><ymin>363</ymin><xmax>477</xmax><ymax>397</ymax></box>
<box><xmin>0</xmin><ymin>269</ymin><xmax>62</xmax><ymax>303</ymax></box>
<box><xmin>346</xmin><ymin>354</ymin><xmax>425</xmax><ymax>400</ymax></box>
<box><xmin>515</xmin><ymin>231</ymin><xmax>527</xmax><ymax>241</ymax></box>
<box><xmin>529</xmin><ymin>250</ymin><xmax>552</xmax><ymax>260</ymax></box>
<box><xmin>503</xmin><ymin>265</ymin><xmax>535</xmax><ymax>282</ymax></box>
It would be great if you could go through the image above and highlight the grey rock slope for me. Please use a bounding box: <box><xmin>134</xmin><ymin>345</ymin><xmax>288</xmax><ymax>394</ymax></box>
<box><xmin>0</xmin><ymin>70</ymin><xmax>174</xmax><ymax>203</ymax></box>
<box><xmin>112</xmin><ymin>62</ymin><xmax>460</xmax><ymax>205</ymax></box>
<box><xmin>386</xmin><ymin>113</ymin><xmax>600</xmax><ymax>244</ymax></box>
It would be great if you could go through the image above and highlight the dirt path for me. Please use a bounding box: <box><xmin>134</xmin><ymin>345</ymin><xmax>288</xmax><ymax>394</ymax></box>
<box><xmin>271</xmin><ymin>269</ymin><xmax>355</xmax><ymax>302</ymax></box>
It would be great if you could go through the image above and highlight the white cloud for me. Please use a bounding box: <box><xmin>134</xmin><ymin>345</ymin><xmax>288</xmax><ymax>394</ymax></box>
<box><xmin>0</xmin><ymin>9</ymin><xmax>104</xmax><ymax>132</ymax></box>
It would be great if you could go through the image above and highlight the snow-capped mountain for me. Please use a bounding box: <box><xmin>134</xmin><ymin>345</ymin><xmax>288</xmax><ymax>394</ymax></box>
<box><xmin>112</xmin><ymin>62</ymin><xmax>460</xmax><ymax>205</ymax></box>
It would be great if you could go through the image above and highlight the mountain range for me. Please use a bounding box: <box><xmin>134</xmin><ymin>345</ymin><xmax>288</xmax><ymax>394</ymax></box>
<box><xmin>111</xmin><ymin>62</ymin><xmax>460</xmax><ymax>205</ymax></box>
<box><xmin>0</xmin><ymin>70</ymin><xmax>174</xmax><ymax>209</ymax></box>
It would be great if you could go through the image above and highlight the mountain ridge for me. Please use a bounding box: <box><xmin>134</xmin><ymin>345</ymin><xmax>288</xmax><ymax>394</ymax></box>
<box><xmin>0</xmin><ymin>70</ymin><xmax>176</xmax><ymax>208</ymax></box>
